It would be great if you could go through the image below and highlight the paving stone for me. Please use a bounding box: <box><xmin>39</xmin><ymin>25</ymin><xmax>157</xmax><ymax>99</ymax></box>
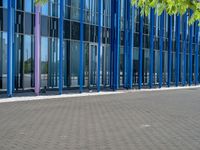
<box><xmin>0</xmin><ymin>89</ymin><xmax>200</xmax><ymax>150</ymax></box>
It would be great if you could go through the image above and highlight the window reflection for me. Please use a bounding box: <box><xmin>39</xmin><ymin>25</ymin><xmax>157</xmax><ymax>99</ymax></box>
<box><xmin>24</xmin><ymin>35</ymin><xmax>34</xmax><ymax>88</ymax></box>
<box><xmin>41</xmin><ymin>37</ymin><xmax>48</xmax><ymax>87</ymax></box>
<box><xmin>0</xmin><ymin>0</ymin><xmax>7</xmax><ymax>8</ymax></box>
<box><xmin>25</xmin><ymin>0</ymin><xmax>33</xmax><ymax>13</ymax></box>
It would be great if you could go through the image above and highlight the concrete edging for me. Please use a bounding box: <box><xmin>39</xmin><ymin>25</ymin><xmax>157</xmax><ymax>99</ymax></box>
<box><xmin>0</xmin><ymin>85</ymin><xmax>200</xmax><ymax>104</ymax></box>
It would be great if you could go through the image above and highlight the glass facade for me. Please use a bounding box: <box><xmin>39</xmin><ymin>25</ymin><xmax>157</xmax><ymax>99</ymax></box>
<box><xmin>0</xmin><ymin>0</ymin><xmax>200</xmax><ymax>95</ymax></box>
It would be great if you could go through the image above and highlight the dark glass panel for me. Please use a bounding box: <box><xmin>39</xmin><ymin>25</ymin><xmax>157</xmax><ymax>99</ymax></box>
<box><xmin>121</xmin><ymin>31</ymin><xmax>124</xmax><ymax>46</ymax></box>
<box><xmin>0</xmin><ymin>8</ymin><xmax>7</xmax><ymax>31</ymax></box>
<box><xmin>71</xmin><ymin>21</ymin><xmax>80</xmax><ymax>40</ymax></box>
<box><xmin>25</xmin><ymin>13</ymin><xmax>34</xmax><ymax>35</ymax></box>
<box><xmin>90</xmin><ymin>25</ymin><xmax>98</xmax><ymax>42</ymax></box>
<box><xmin>84</xmin><ymin>24</ymin><xmax>89</xmax><ymax>41</ymax></box>
<box><xmin>64</xmin><ymin>6</ymin><xmax>70</xmax><ymax>19</ymax></box>
<box><xmin>63</xmin><ymin>19</ymin><xmax>70</xmax><ymax>39</ymax></box>
<box><xmin>17</xmin><ymin>0</ymin><xmax>24</xmax><ymax>11</ymax></box>
<box><xmin>41</xmin><ymin>15</ymin><xmax>49</xmax><ymax>37</ymax></box>
<box><xmin>65</xmin><ymin>0</ymin><xmax>71</xmax><ymax>6</ymax></box>
<box><xmin>50</xmin><ymin>17</ymin><xmax>58</xmax><ymax>37</ymax></box>
<box><xmin>15</xmin><ymin>11</ymin><xmax>24</xmax><ymax>33</ymax></box>
<box><xmin>0</xmin><ymin>32</ymin><xmax>7</xmax><ymax>90</ymax></box>
<box><xmin>63</xmin><ymin>40</ymin><xmax>70</xmax><ymax>87</ymax></box>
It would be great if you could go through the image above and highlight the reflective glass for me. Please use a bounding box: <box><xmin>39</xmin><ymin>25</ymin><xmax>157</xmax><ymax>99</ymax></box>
<box><xmin>41</xmin><ymin>37</ymin><xmax>48</xmax><ymax>87</ymax></box>
<box><xmin>24</xmin><ymin>35</ymin><xmax>34</xmax><ymax>88</ymax></box>
<box><xmin>42</xmin><ymin>3</ymin><xmax>48</xmax><ymax>16</ymax></box>
<box><xmin>0</xmin><ymin>32</ymin><xmax>7</xmax><ymax>90</ymax></box>
<box><xmin>70</xmin><ymin>41</ymin><xmax>80</xmax><ymax>87</ymax></box>
<box><xmin>0</xmin><ymin>0</ymin><xmax>7</xmax><ymax>8</ymax></box>
<box><xmin>25</xmin><ymin>0</ymin><xmax>33</xmax><ymax>12</ymax></box>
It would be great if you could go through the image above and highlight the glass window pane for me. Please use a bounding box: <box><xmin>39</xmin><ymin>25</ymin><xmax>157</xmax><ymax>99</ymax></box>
<box><xmin>0</xmin><ymin>32</ymin><xmax>7</xmax><ymax>90</ymax></box>
<box><xmin>25</xmin><ymin>0</ymin><xmax>33</xmax><ymax>13</ymax></box>
<box><xmin>41</xmin><ymin>37</ymin><xmax>48</xmax><ymax>87</ymax></box>
<box><xmin>24</xmin><ymin>35</ymin><xmax>34</xmax><ymax>88</ymax></box>
<box><xmin>0</xmin><ymin>8</ymin><xmax>8</xmax><ymax>31</ymax></box>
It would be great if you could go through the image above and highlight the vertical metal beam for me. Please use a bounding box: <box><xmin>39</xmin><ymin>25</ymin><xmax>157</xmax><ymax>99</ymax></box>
<box><xmin>97</xmin><ymin>0</ymin><xmax>102</xmax><ymax>92</ymax></box>
<box><xmin>182</xmin><ymin>13</ymin><xmax>187</xmax><ymax>86</ymax></box>
<box><xmin>159</xmin><ymin>12</ymin><xmax>164</xmax><ymax>88</ymax></box>
<box><xmin>59</xmin><ymin>0</ymin><xmax>63</xmax><ymax>94</ymax></box>
<box><xmin>195</xmin><ymin>21</ymin><xmax>199</xmax><ymax>85</ymax></box>
<box><xmin>113</xmin><ymin>0</ymin><xmax>120</xmax><ymax>90</ymax></box>
<box><xmin>110</xmin><ymin>0</ymin><xmax>115</xmax><ymax>89</ymax></box>
<box><xmin>79</xmin><ymin>0</ymin><xmax>84</xmax><ymax>93</ymax></box>
<box><xmin>168</xmin><ymin>15</ymin><xmax>172</xmax><ymax>87</ymax></box>
<box><xmin>139</xmin><ymin>12</ymin><xmax>143</xmax><ymax>89</ymax></box>
<box><xmin>12</xmin><ymin>0</ymin><xmax>16</xmax><ymax>92</ymax></box>
<box><xmin>123</xmin><ymin>0</ymin><xmax>128</xmax><ymax>88</ymax></box>
<box><xmin>149</xmin><ymin>8</ymin><xmax>154</xmax><ymax>88</ymax></box>
<box><xmin>175</xmin><ymin>15</ymin><xmax>180</xmax><ymax>87</ymax></box>
<box><xmin>128</xmin><ymin>4</ymin><xmax>134</xmax><ymax>89</ymax></box>
<box><xmin>189</xmin><ymin>10</ymin><xmax>193</xmax><ymax>86</ymax></box>
<box><xmin>35</xmin><ymin>5</ymin><xmax>41</xmax><ymax>95</ymax></box>
<box><xmin>7</xmin><ymin>0</ymin><xmax>14</xmax><ymax>97</ymax></box>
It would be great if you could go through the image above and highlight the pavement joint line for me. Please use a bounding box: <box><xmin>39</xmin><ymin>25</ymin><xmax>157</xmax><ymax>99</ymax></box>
<box><xmin>0</xmin><ymin>85</ymin><xmax>200</xmax><ymax>104</ymax></box>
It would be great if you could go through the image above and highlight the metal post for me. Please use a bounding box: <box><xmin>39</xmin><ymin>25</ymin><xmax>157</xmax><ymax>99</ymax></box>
<box><xmin>149</xmin><ymin>8</ymin><xmax>154</xmax><ymax>88</ymax></box>
<box><xmin>168</xmin><ymin>15</ymin><xmax>172</xmax><ymax>87</ymax></box>
<box><xmin>182</xmin><ymin>13</ymin><xmax>187</xmax><ymax>86</ymax></box>
<box><xmin>110</xmin><ymin>0</ymin><xmax>115</xmax><ymax>89</ymax></box>
<box><xmin>128</xmin><ymin>4</ymin><xmax>134</xmax><ymax>89</ymax></box>
<box><xmin>195</xmin><ymin>21</ymin><xmax>199</xmax><ymax>85</ymax></box>
<box><xmin>175</xmin><ymin>15</ymin><xmax>180</xmax><ymax>87</ymax></box>
<box><xmin>79</xmin><ymin>0</ymin><xmax>84</xmax><ymax>93</ymax></box>
<box><xmin>34</xmin><ymin>5</ymin><xmax>41</xmax><ymax>95</ymax></box>
<box><xmin>97</xmin><ymin>0</ymin><xmax>102</xmax><ymax>92</ymax></box>
<box><xmin>159</xmin><ymin>12</ymin><xmax>164</xmax><ymax>88</ymax></box>
<box><xmin>113</xmin><ymin>0</ymin><xmax>120</xmax><ymax>90</ymax></box>
<box><xmin>59</xmin><ymin>0</ymin><xmax>63</xmax><ymax>94</ymax></box>
<box><xmin>123</xmin><ymin>0</ymin><xmax>128</xmax><ymax>88</ymax></box>
<box><xmin>139</xmin><ymin>13</ymin><xmax>143</xmax><ymax>89</ymax></box>
<box><xmin>7</xmin><ymin>0</ymin><xmax>14</xmax><ymax>97</ymax></box>
<box><xmin>189</xmin><ymin>10</ymin><xmax>193</xmax><ymax>86</ymax></box>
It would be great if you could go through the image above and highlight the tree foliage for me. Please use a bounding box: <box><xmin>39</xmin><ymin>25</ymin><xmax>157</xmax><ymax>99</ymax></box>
<box><xmin>35</xmin><ymin>0</ymin><xmax>48</xmax><ymax>5</ymax></box>
<box><xmin>132</xmin><ymin>0</ymin><xmax>200</xmax><ymax>25</ymax></box>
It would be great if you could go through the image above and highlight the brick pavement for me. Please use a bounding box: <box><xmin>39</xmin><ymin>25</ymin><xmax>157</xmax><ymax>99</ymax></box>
<box><xmin>0</xmin><ymin>88</ymin><xmax>200</xmax><ymax>150</ymax></box>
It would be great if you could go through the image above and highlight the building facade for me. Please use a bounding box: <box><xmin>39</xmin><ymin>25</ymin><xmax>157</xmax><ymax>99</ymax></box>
<box><xmin>0</xmin><ymin>0</ymin><xmax>200</xmax><ymax>96</ymax></box>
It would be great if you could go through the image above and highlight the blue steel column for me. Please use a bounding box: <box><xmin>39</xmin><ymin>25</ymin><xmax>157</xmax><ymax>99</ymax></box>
<box><xmin>12</xmin><ymin>0</ymin><xmax>16</xmax><ymax>92</ymax></box>
<box><xmin>113</xmin><ymin>0</ymin><xmax>120</xmax><ymax>90</ymax></box>
<box><xmin>189</xmin><ymin>10</ymin><xmax>193</xmax><ymax>86</ymax></box>
<box><xmin>195</xmin><ymin>21</ymin><xmax>199</xmax><ymax>85</ymax></box>
<box><xmin>175</xmin><ymin>15</ymin><xmax>180</xmax><ymax>87</ymax></box>
<box><xmin>7</xmin><ymin>0</ymin><xmax>14</xmax><ymax>97</ymax></box>
<box><xmin>139</xmin><ymin>12</ymin><xmax>143</xmax><ymax>89</ymax></box>
<box><xmin>59</xmin><ymin>0</ymin><xmax>64</xmax><ymax>94</ymax></box>
<box><xmin>149</xmin><ymin>8</ymin><xmax>154</xmax><ymax>88</ymax></box>
<box><xmin>182</xmin><ymin>13</ymin><xmax>187</xmax><ymax>86</ymax></box>
<box><xmin>97</xmin><ymin>0</ymin><xmax>102</xmax><ymax>92</ymax></box>
<box><xmin>168</xmin><ymin>15</ymin><xmax>172</xmax><ymax>87</ymax></box>
<box><xmin>79</xmin><ymin>0</ymin><xmax>84</xmax><ymax>92</ymax></box>
<box><xmin>110</xmin><ymin>0</ymin><xmax>115</xmax><ymax>89</ymax></box>
<box><xmin>128</xmin><ymin>4</ymin><xmax>134</xmax><ymax>89</ymax></box>
<box><xmin>123</xmin><ymin>0</ymin><xmax>128</xmax><ymax>88</ymax></box>
<box><xmin>159</xmin><ymin>12</ymin><xmax>164</xmax><ymax>88</ymax></box>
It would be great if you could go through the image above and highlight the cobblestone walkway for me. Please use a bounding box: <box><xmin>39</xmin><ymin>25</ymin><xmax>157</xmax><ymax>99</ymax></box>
<box><xmin>0</xmin><ymin>89</ymin><xmax>200</xmax><ymax>150</ymax></box>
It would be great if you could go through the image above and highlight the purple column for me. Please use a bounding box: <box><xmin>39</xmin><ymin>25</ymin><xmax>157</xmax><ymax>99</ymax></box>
<box><xmin>35</xmin><ymin>5</ymin><xmax>41</xmax><ymax>95</ymax></box>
